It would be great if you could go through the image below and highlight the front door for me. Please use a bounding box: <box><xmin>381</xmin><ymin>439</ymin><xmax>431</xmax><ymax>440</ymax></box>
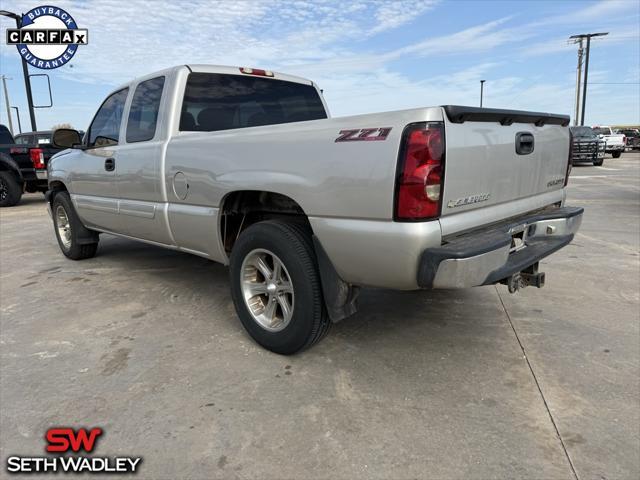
<box><xmin>71</xmin><ymin>88</ymin><xmax>128</xmax><ymax>233</ymax></box>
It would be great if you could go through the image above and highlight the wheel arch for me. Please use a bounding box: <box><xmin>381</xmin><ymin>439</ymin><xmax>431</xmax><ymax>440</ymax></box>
<box><xmin>220</xmin><ymin>189</ymin><xmax>359</xmax><ymax>323</ymax></box>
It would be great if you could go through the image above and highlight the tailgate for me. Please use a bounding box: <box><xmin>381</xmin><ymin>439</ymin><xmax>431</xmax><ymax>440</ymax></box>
<box><xmin>440</xmin><ymin>106</ymin><xmax>570</xmax><ymax>217</ymax></box>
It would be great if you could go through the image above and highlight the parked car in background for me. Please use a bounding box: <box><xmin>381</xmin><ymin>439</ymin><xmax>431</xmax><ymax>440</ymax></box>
<box><xmin>15</xmin><ymin>130</ymin><xmax>85</xmax><ymax>148</ymax></box>
<box><xmin>570</xmin><ymin>126</ymin><xmax>606</xmax><ymax>165</ymax></box>
<box><xmin>592</xmin><ymin>126</ymin><xmax>626</xmax><ymax>158</ymax></box>
<box><xmin>0</xmin><ymin>125</ymin><xmax>58</xmax><ymax>207</ymax></box>
<box><xmin>618</xmin><ymin>128</ymin><xmax>640</xmax><ymax>151</ymax></box>
<box><xmin>46</xmin><ymin>65</ymin><xmax>582</xmax><ymax>354</ymax></box>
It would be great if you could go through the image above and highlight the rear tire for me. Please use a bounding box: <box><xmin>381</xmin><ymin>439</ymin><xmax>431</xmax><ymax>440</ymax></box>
<box><xmin>612</xmin><ymin>151</ymin><xmax>622</xmax><ymax>158</ymax></box>
<box><xmin>52</xmin><ymin>192</ymin><xmax>99</xmax><ymax>260</ymax></box>
<box><xmin>229</xmin><ymin>220</ymin><xmax>330</xmax><ymax>354</ymax></box>
<box><xmin>0</xmin><ymin>171</ymin><xmax>23</xmax><ymax>207</ymax></box>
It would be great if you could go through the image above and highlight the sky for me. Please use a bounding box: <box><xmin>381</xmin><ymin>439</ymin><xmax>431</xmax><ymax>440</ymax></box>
<box><xmin>0</xmin><ymin>0</ymin><xmax>638</xmax><ymax>133</ymax></box>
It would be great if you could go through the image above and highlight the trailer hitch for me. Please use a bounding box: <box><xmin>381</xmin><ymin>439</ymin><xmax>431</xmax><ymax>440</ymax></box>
<box><xmin>501</xmin><ymin>263</ymin><xmax>545</xmax><ymax>293</ymax></box>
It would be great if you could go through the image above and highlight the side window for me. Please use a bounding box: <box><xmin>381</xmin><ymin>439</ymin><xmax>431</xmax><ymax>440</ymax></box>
<box><xmin>126</xmin><ymin>76</ymin><xmax>165</xmax><ymax>143</ymax></box>
<box><xmin>88</xmin><ymin>88</ymin><xmax>129</xmax><ymax>148</ymax></box>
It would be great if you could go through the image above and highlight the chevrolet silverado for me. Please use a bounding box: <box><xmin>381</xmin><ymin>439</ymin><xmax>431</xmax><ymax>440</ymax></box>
<box><xmin>47</xmin><ymin>65</ymin><xmax>583</xmax><ymax>354</ymax></box>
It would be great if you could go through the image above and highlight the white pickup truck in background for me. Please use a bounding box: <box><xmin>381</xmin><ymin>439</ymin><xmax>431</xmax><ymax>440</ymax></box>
<box><xmin>47</xmin><ymin>64</ymin><xmax>583</xmax><ymax>354</ymax></box>
<box><xmin>592</xmin><ymin>125</ymin><xmax>626</xmax><ymax>158</ymax></box>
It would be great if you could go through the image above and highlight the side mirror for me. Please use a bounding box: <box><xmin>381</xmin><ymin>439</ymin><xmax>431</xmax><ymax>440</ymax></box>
<box><xmin>53</xmin><ymin>128</ymin><xmax>82</xmax><ymax>149</ymax></box>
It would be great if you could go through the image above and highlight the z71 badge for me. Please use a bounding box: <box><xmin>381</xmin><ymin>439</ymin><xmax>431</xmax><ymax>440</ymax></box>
<box><xmin>335</xmin><ymin>127</ymin><xmax>392</xmax><ymax>142</ymax></box>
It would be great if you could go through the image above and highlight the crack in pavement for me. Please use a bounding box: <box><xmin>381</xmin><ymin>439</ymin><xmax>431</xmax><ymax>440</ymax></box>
<box><xmin>495</xmin><ymin>285</ymin><xmax>580</xmax><ymax>480</ymax></box>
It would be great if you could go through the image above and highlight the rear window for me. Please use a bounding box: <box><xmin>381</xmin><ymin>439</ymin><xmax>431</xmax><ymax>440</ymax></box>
<box><xmin>180</xmin><ymin>72</ymin><xmax>327</xmax><ymax>132</ymax></box>
<box><xmin>570</xmin><ymin>127</ymin><xmax>596</xmax><ymax>138</ymax></box>
<box><xmin>592</xmin><ymin>127</ymin><xmax>609</xmax><ymax>135</ymax></box>
<box><xmin>14</xmin><ymin>135</ymin><xmax>31</xmax><ymax>145</ymax></box>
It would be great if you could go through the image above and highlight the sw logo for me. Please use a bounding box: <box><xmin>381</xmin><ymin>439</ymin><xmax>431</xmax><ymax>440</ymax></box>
<box><xmin>5</xmin><ymin>427</ymin><xmax>142</xmax><ymax>474</ymax></box>
<box><xmin>46</xmin><ymin>427</ymin><xmax>103</xmax><ymax>453</ymax></box>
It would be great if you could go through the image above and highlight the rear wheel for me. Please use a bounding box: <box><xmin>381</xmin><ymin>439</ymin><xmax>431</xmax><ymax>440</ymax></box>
<box><xmin>229</xmin><ymin>220</ymin><xmax>330</xmax><ymax>354</ymax></box>
<box><xmin>0</xmin><ymin>171</ymin><xmax>23</xmax><ymax>207</ymax></box>
<box><xmin>612</xmin><ymin>151</ymin><xmax>622</xmax><ymax>158</ymax></box>
<box><xmin>52</xmin><ymin>192</ymin><xmax>99</xmax><ymax>260</ymax></box>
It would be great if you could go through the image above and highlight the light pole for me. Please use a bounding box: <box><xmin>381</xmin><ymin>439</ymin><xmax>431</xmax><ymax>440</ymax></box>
<box><xmin>0</xmin><ymin>9</ymin><xmax>37</xmax><ymax>131</ymax></box>
<box><xmin>1</xmin><ymin>75</ymin><xmax>14</xmax><ymax>134</ymax></box>
<box><xmin>569</xmin><ymin>32</ymin><xmax>608</xmax><ymax>126</ymax></box>
<box><xmin>11</xmin><ymin>106</ymin><xmax>22</xmax><ymax>133</ymax></box>
<box><xmin>480</xmin><ymin>80</ymin><xmax>486</xmax><ymax>108</ymax></box>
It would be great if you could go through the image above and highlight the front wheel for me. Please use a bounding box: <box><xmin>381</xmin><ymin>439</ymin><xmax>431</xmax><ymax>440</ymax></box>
<box><xmin>229</xmin><ymin>220</ymin><xmax>330</xmax><ymax>355</ymax></box>
<box><xmin>52</xmin><ymin>192</ymin><xmax>99</xmax><ymax>260</ymax></box>
<box><xmin>612</xmin><ymin>151</ymin><xmax>622</xmax><ymax>158</ymax></box>
<box><xmin>593</xmin><ymin>157</ymin><xmax>604</xmax><ymax>166</ymax></box>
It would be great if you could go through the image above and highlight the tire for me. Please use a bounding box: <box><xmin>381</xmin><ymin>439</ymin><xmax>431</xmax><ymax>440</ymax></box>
<box><xmin>0</xmin><ymin>171</ymin><xmax>23</xmax><ymax>207</ymax></box>
<box><xmin>52</xmin><ymin>192</ymin><xmax>99</xmax><ymax>260</ymax></box>
<box><xmin>229</xmin><ymin>220</ymin><xmax>330</xmax><ymax>354</ymax></box>
<box><xmin>593</xmin><ymin>157</ymin><xmax>604</xmax><ymax>166</ymax></box>
<box><xmin>612</xmin><ymin>151</ymin><xmax>622</xmax><ymax>158</ymax></box>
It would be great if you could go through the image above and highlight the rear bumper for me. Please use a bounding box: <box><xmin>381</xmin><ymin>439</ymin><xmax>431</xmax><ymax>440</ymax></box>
<box><xmin>417</xmin><ymin>206</ymin><xmax>583</xmax><ymax>288</ymax></box>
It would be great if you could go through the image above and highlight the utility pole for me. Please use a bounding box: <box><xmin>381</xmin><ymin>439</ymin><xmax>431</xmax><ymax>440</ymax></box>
<box><xmin>569</xmin><ymin>32</ymin><xmax>608</xmax><ymax>126</ymax></box>
<box><xmin>480</xmin><ymin>80</ymin><xmax>486</xmax><ymax>108</ymax></box>
<box><xmin>0</xmin><ymin>10</ymin><xmax>37</xmax><ymax>132</ymax></box>
<box><xmin>1</xmin><ymin>76</ymin><xmax>14</xmax><ymax>135</ymax></box>
<box><xmin>572</xmin><ymin>38</ymin><xmax>584</xmax><ymax>126</ymax></box>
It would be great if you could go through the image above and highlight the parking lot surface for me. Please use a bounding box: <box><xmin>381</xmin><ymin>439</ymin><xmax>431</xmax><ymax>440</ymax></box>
<box><xmin>1</xmin><ymin>152</ymin><xmax>639</xmax><ymax>479</ymax></box>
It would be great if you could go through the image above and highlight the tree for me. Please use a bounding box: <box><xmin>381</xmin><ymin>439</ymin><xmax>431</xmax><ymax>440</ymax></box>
<box><xmin>51</xmin><ymin>123</ymin><xmax>74</xmax><ymax>130</ymax></box>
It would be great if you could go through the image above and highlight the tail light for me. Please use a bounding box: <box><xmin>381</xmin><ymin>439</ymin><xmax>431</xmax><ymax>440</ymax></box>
<box><xmin>394</xmin><ymin>122</ymin><xmax>445</xmax><ymax>221</ymax></box>
<box><xmin>29</xmin><ymin>148</ymin><xmax>45</xmax><ymax>169</ymax></box>
<box><xmin>564</xmin><ymin>130</ymin><xmax>573</xmax><ymax>186</ymax></box>
<box><xmin>623</xmin><ymin>136</ymin><xmax>627</xmax><ymax>145</ymax></box>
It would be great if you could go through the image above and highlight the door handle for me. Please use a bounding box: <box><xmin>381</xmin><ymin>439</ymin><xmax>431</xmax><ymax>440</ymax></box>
<box><xmin>515</xmin><ymin>132</ymin><xmax>534</xmax><ymax>155</ymax></box>
<box><xmin>104</xmin><ymin>158</ymin><xmax>115</xmax><ymax>171</ymax></box>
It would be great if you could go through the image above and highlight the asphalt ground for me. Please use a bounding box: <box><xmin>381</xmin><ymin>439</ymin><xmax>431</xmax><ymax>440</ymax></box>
<box><xmin>1</xmin><ymin>152</ymin><xmax>638</xmax><ymax>479</ymax></box>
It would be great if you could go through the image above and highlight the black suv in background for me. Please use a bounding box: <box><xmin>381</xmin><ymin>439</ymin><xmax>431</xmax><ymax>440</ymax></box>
<box><xmin>570</xmin><ymin>126</ymin><xmax>606</xmax><ymax>166</ymax></box>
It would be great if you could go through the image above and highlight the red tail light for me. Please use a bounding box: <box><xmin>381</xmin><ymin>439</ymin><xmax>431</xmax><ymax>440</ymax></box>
<box><xmin>394</xmin><ymin>122</ymin><xmax>445</xmax><ymax>221</ymax></box>
<box><xmin>30</xmin><ymin>148</ymin><xmax>45</xmax><ymax>169</ymax></box>
<box><xmin>565</xmin><ymin>130</ymin><xmax>573</xmax><ymax>186</ymax></box>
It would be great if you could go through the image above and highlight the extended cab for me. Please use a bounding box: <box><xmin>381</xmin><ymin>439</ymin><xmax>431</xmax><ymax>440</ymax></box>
<box><xmin>47</xmin><ymin>65</ymin><xmax>583</xmax><ymax>354</ymax></box>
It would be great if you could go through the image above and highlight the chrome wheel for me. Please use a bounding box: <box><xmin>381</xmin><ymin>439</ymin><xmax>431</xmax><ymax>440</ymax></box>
<box><xmin>55</xmin><ymin>205</ymin><xmax>72</xmax><ymax>250</ymax></box>
<box><xmin>240</xmin><ymin>248</ymin><xmax>294</xmax><ymax>332</ymax></box>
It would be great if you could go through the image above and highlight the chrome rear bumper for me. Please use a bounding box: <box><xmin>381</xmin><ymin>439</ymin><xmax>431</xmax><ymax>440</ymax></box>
<box><xmin>417</xmin><ymin>206</ymin><xmax>583</xmax><ymax>289</ymax></box>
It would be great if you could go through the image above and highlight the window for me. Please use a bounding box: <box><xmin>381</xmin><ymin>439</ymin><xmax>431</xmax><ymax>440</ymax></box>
<box><xmin>179</xmin><ymin>73</ymin><xmax>327</xmax><ymax>132</ymax></box>
<box><xmin>36</xmin><ymin>134</ymin><xmax>52</xmax><ymax>145</ymax></box>
<box><xmin>126</xmin><ymin>76</ymin><xmax>165</xmax><ymax>143</ymax></box>
<box><xmin>88</xmin><ymin>88</ymin><xmax>129</xmax><ymax>148</ymax></box>
<box><xmin>592</xmin><ymin>127</ymin><xmax>609</xmax><ymax>136</ymax></box>
<box><xmin>14</xmin><ymin>135</ymin><xmax>33</xmax><ymax>145</ymax></box>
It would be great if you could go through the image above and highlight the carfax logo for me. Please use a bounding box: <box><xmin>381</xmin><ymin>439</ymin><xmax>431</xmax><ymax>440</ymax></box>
<box><xmin>5</xmin><ymin>5</ymin><xmax>88</xmax><ymax>69</ymax></box>
<box><xmin>5</xmin><ymin>427</ymin><xmax>142</xmax><ymax>474</ymax></box>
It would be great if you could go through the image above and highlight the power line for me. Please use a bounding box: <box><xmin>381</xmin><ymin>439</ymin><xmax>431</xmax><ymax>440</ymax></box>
<box><xmin>569</xmin><ymin>32</ymin><xmax>609</xmax><ymax>125</ymax></box>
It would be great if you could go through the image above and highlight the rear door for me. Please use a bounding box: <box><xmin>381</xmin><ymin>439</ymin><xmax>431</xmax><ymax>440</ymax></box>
<box><xmin>440</xmin><ymin>107</ymin><xmax>569</xmax><ymax>218</ymax></box>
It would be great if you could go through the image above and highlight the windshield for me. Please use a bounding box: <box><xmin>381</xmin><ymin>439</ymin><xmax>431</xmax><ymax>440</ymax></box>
<box><xmin>571</xmin><ymin>127</ymin><xmax>597</xmax><ymax>138</ymax></box>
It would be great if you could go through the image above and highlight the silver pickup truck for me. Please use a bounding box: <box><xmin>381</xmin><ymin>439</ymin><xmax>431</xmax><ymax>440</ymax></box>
<box><xmin>48</xmin><ymin>64</ymin><xmax>583</xmax><ymax>354</ymax></box>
